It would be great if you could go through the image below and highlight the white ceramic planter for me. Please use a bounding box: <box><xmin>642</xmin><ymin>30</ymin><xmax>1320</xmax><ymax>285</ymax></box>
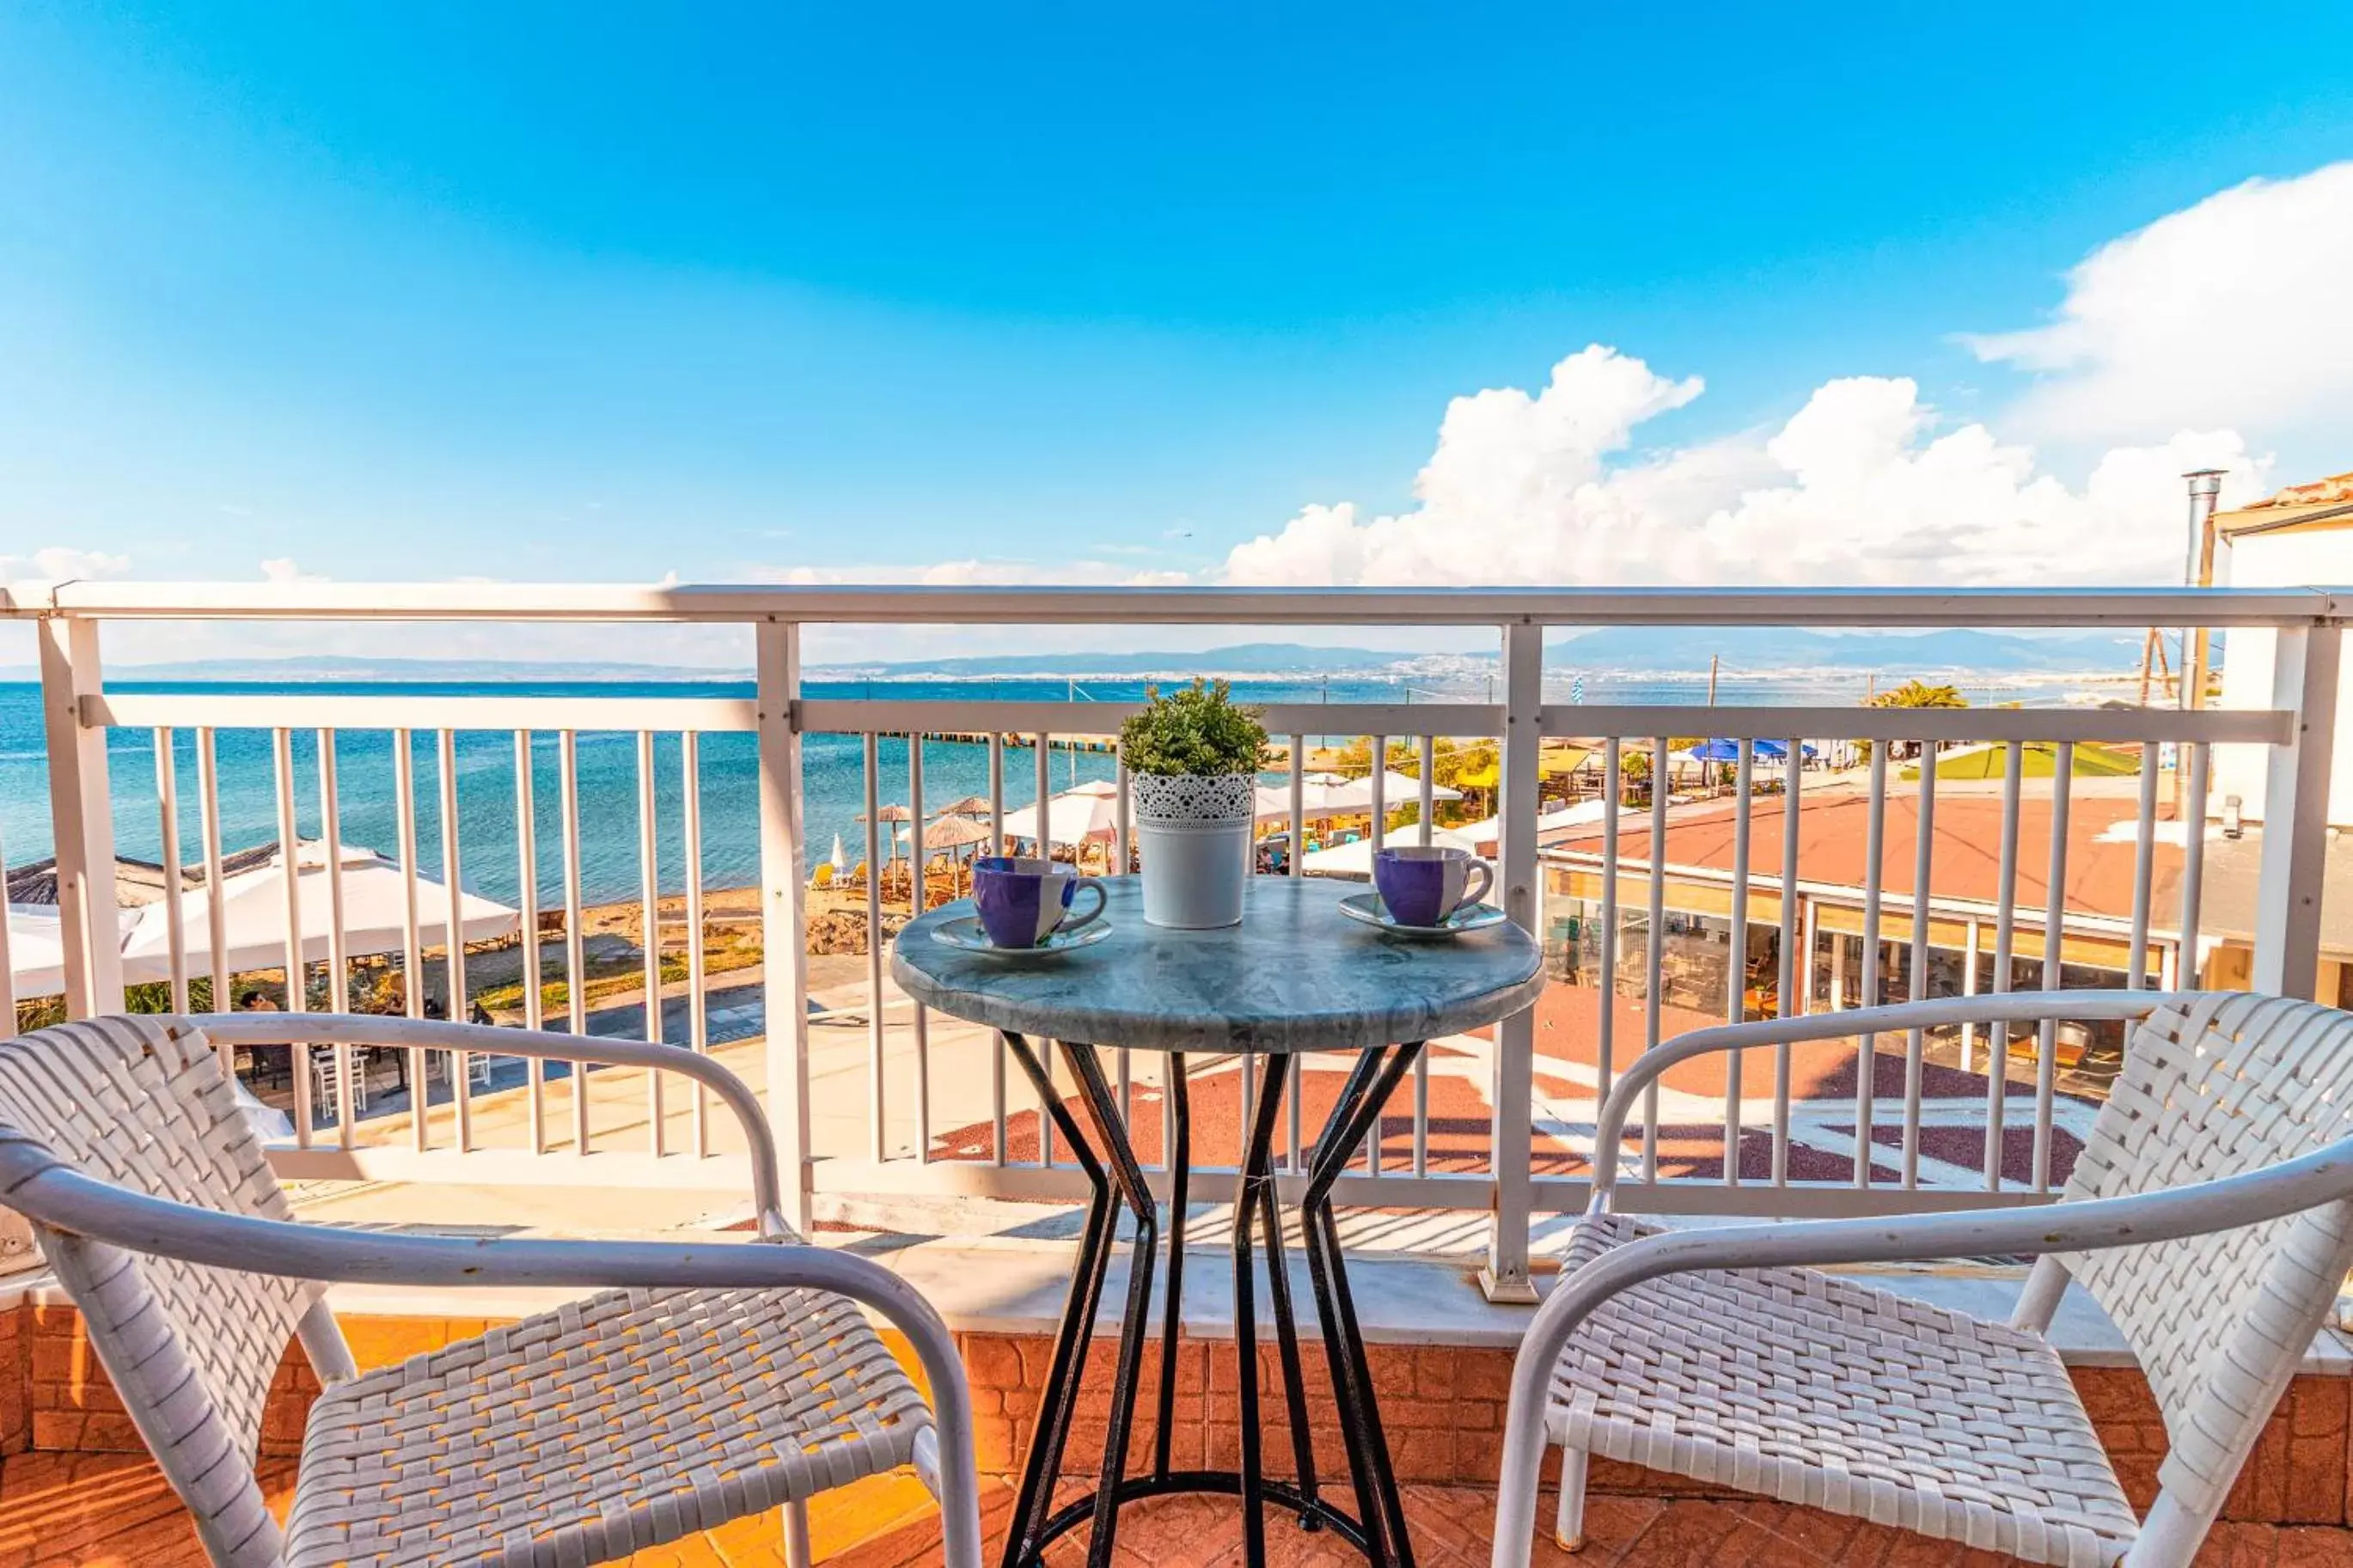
<box><xmin>1131</xmin><ymin>772</ymin><xmax>1257</xmax><ymax>929</ymax></box>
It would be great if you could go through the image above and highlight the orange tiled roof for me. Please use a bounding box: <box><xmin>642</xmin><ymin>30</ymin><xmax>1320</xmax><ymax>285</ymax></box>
<box><xmin>2240</xmin><ymin>471</ymin><xmax>2353</xmax><ymax>509</ymax></box>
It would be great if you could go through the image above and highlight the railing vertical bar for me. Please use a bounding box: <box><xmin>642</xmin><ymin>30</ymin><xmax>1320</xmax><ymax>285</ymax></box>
<box><xmin>514</xmin><ymin>729</ymin><xmax>546</xmax><ymax>1153</ymax></box>
<box><xmin>2180</xmin><ymin>742</ymin><xmax>2210</xmax><ymax>977</ymax></box>
<box><xmin>1115</xmin><ymin>753</ymin><xmax>1131</xmax><ymax>875</ymax></box>
<box><xmin>634</xmin><ymin>731</ymin><xmax>663</xmax><ymax>1157</ymax></box>
<box><xmin>988</xmin><ymin>734</ymin><xmax>1007</xmax><ymax>1164</ymax></box>
<box><xmin>1959</xmin><ymin>916</ymin><xmax>1981</xmax><ymax>1073</ymax></box>
<box><xmin>437</xmin><ymin>729</ymin><xmax>474</xmax><ymax>1152</ymax></box>
<box><xmin>1366</xmin><ymin>732</ymin><xmax>1387</xmax><ymax>1178</ymax></box>
<box><xmin>1641</xmin><ymin>736</ymin><xmax>1666</xmax><ymax>1181</ymax></box>
<box><xmin>396</xmin><ymin>729</ymin><xmax>428</xmax><ymax>1152</ymax></box>
<box><xmin>910</xmin><ymin>734</ymin><xmax>932</xmax><ymax>1163</ymax></box>
<box><xmin>1723</xmin><ymin>741</ymin><xmax>1751</xmax><ymax>1187</ymax></box>
<box><xmin>1598</xmin><ymin>738</ymin><xmax>1621</xmax><ymax>1118</ymax></box>
<box><xmin>559</xmin><ymin>730</ymin><xmax>589</xmax><ymax>1155</ymax></box>
<box><xmin>1291</xmin><ymin>1052</ymin><xmax>1306</xmax><ymax>1174</ymax></box>
<box><xmin>682</xmin><ymin>730</ymin><xmax>709</xmax><ymax>1157</ymax></box>
<box><xmin>2127</xmin><ymin>743</ymin><xmax>2160</xmax><ymax>990</ymax></box>
<box><xmin>153</xmin><ymin>729</ymin><xmax>189</xmax><ymax>1016</ymax></box>
<box><xmin>863</xmin><ymin>732</ymin><xmax>886</xmax><ymax>1163</ymax></box>
<box><xmin>553</xmin><ymin>733</ymin><xmax>585</xmax><ymax>1151</ymax></box>
<box><xmin>1035</xmin><ymin>732</ymin><xmax>1054</xmax><ymax>1168</ymax></box>
<box><xmin>2033</xmin><ymin>742</ymin><xmax>2075</xmax><ymax>1193</ymax></box>
<box><xmin>1855</xmin><ymin>743</ymin><xmax>1886</xmax><ymax>1188</ymax></box>
<box><xmin>1772</xmin><ymin>738</ymin><xmax>1800</xmax><ymax>1186</ymax></box>
<box><xmin>1288</xmin><ymin>735</ymin><xmax>1306</xmax><ymax>880</ymax></box>
<box><xmin>197</xmin><ymin>729</ymin><xmax>230</xmax><ymax>1067</ymax></box>
<box><xmin>318</xmin><ymin>731</ymin><xmax>353</xmax><ymax>1150</ymax></box>
<box><xmin>0</xmin><ymin>808</ymin><xmax>11</xmax><ymax>1040</ymax></box>
<box><xmin>1417</xmin><ymin>734</ymin><xmax>1435</xmax><ymax>848</ymax></box>
<box><xmin>272</xmin><ymin>728</ymin><xmax>313</xmax><ymax>1150</ymax></box>
<box><xmin>1983</xmin><ymin>741</ymin><xmax>2022</xmax><ymax>1191</ymax></box>
<box><xmin>1902</xmin><ymin>741</ymin><xmax>1936</xmax><ymax>1189</ymax></box>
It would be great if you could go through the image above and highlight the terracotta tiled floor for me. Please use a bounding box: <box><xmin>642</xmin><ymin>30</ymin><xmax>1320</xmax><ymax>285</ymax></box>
<box><xmin>10</xmin><ymin>1451</ymin><xmax>2353</xmax><ymax>1568</ymax></box>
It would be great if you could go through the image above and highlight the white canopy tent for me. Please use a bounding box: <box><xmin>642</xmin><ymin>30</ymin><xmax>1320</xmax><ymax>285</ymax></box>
<box><xmin>1254</xmin><ymin>771</ymin><xmax>1463</xmax><ymax>825</ymax></box>
<box><xmin>119</xmin><ymin>840</ymin><xmax>521</xmax><ymax>979</ymax></box>
<box><xmin>1000</xmin><ymin>788</ymin><xmax>1119</xmax><ymax>849</ymax></box>
<box><xmin>9</xmin><ymin>902</ymin><xmax>148</xmax><ymax>1000</ymax></box>
<box><xmin>6</xmin><ymin>904</ymin><xmax>76</xmax><ymax>999</ymax></box>
<box><xmin>1299</xmin><ymin>823</ymin><xmax>1485</xmax><ymax>879</ymax></box>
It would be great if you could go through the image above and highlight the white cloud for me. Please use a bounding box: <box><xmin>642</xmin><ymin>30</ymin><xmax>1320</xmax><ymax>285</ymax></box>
<box><xmin>0</xmin><ymin>546</ymin><xmax>131</xmax><ymax>586</ymax></box>
<box><xmin>1220</xmin><ymin>348</ymin><xmax>2266</xmax><ymax>589</ymax></box>
<box><xmin>1963</xmin><ymin>162</ymin><xmax>2353</xmax><ymax>443</ymax></box>
<box><xmin>259</xmin><ymin>556</ymin><xmax>327</xmax><ymax>584</ymax></box>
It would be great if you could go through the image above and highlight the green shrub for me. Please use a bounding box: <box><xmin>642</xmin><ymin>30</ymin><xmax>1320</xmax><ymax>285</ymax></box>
<box><xmin>1118</xmin><ymin>679</ymin><xmax>1269</xmax><ymax>778</ymax></box>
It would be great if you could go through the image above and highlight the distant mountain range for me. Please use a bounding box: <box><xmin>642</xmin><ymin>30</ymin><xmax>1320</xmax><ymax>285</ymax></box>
<box><xmin>1546</xmin><ymin>627</ymin><xmax>2146</xmax><ymax>675</ymax></box>
<box><xmin>0</xmin><ymin>629</ymin><xmax>2152</xmax><ymax>685</ymax></box>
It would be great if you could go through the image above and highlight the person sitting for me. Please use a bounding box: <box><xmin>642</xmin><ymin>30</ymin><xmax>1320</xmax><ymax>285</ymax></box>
<box><xmin>238</xmin><ymin>989</ymin><xmax>279</xmax><ymax>1012</ymax></box>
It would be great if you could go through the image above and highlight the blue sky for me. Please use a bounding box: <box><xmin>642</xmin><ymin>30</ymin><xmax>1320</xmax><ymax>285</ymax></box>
<box><xmin>4</xmin><ymin>3</ymin><xmax>2353</xmax><ymax>656</ymax></box>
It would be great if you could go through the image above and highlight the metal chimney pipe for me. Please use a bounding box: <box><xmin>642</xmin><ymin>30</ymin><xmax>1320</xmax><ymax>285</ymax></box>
<box><xmin>2181</xmin><ymin>469</ymin><xmax>2226</xmax><ymax>713</ymax></box>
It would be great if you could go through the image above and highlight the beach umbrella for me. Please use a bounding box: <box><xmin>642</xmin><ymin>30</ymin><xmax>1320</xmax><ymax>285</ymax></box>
<box><xmin>1300</xmin><ymin>824</ymin><xmax>1485</xmax><ymax>879</ymax></box>
<box><xmin>857</xmin><ymin>804</ymin><xmax>914</xmax><ymax>824</ymax></box>
<box><xmin>1682</xmin><ymin>740</ymin><xmax>1743</xmax><ymax>763</ymax></box>
<box><xmin>920</xmin><ymin>814</ymin><xmax>997</xmax><ymax>850</ymax></box>
<box><xmin>932</xmin><ymin>794</ymin><xmax>994</xmax><ymax>818</ymax></box>
<box><xmin>119</xmin><ymin>840</ymin><xmax>520</xmax><ymax>978</ymax></box>
<box><xmin>828</xmin><ymin>834</ymin><xmax>848</xmax><ymax>874</ymax></box>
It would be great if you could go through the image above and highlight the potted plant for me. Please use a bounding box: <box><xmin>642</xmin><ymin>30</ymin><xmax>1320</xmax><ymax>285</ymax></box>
<box><xmin>1119</xmin><ymin>679</ymin><xmax>1269</xmax><ymax>929</ymax></box>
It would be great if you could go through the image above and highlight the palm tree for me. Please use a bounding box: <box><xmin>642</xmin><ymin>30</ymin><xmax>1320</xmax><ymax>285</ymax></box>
<box><xmin>1861</xmin><ymin>679</ymin><xmax>1966</xmax><ymax>760</ymax></box>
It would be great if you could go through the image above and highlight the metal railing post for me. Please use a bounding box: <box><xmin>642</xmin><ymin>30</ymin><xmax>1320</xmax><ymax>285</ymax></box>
<box><xmin>2252</xmin><ymin>623</ymin><xmax>2342</xmax><ymax>1000</ymax></box>
<box><xmin>1482</xmin><ymin>620</ymin><xmax>1543</xmax><ymax>1303</ymax></box>
<box><xmin>756</xmin><ymin>620</ymin><xmax>816</xmax><ymax>1234</ymax></box>
<box><xmin>38</xmin><ymin>616</ymin><xmax>125</xmax><ymax>1017</ymax></box>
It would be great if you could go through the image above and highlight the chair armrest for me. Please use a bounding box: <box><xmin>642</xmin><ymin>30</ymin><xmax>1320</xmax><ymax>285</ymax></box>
<box><xmin>0</xmin><ymin>1150</ymin><xmax>984</xmax><ymax>1568</ymax></box>
<box><xmin>1587</xmin><ymin>989</ymin><xmax>2170</xmax><ymax>1204</ymax></box>
<box><xmin>192</xmin><ymin>1013</ymin><xmax>791</xmax><ymax>1235</ymax></box>
<box><xmin>1488</xmin><ymin>1132</ymin><xmax>2353</xmax><ymax>1568</ymax></box>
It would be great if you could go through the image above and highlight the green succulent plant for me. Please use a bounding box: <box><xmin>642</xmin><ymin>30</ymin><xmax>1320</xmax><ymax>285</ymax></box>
<box><xmin>1117</xmin><ymin>679</ymin><xmax>1269</xmax><ymax>778</ymax></box>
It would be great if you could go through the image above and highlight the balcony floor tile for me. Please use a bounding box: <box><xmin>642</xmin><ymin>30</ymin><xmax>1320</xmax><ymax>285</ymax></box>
<box><xmin>7</xmin><ymin>1449</ymin><xmax>2352</xmax><ymax>1567</ymax></box>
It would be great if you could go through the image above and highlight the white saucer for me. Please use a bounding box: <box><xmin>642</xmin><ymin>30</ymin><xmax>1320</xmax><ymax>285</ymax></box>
<box><xmin>932</xmin><ymin>915</ymin><xmax>1113</xmax><ymax>957</ymax></box>
<box><xmin>1336</xmin><ymin>893</ymin><xmax>1508</xmax><ymax>940</ymax></box>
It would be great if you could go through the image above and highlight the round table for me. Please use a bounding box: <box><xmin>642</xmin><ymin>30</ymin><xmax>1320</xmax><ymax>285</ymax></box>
<box><xmin>893</xmin><ymin>876</ymin><xmax>1545</xmax><ymax>1568</ymax></box>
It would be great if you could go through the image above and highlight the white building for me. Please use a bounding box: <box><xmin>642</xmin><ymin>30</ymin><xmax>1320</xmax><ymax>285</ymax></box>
<box><xmin>2215</xmin><ymin>472</ymin><xmax>2353</xmax><ymax>827</ymax></box>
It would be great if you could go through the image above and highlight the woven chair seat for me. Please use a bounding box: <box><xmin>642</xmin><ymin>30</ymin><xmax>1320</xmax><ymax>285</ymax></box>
<box><xmin>1547</xmin><ymin>1213</ymin><xmax>2139</xmax><ymax>1568</ymax></box>
<box><xmin>284</xmin><ymin>1283</ymin><xmax>931</xmax><ymax>1568</ymax></box>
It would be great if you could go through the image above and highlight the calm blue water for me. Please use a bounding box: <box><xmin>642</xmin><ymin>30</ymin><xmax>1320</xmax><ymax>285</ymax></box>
<box><xmin>0</xmin><ymin>669</ymin><xmax>1898</xmax><ymax>906</ymax></box>
<box><xmin>0</xmin><ymin>675</ymin><xmax>1462</xmax><ymax>906</ymax></box>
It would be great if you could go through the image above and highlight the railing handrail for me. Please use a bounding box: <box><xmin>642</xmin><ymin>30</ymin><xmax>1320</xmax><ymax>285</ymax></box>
<box><xmin>5</xmin><ymin>580</ymin><xmax>2350</xmax><ymax>626</ymax></box>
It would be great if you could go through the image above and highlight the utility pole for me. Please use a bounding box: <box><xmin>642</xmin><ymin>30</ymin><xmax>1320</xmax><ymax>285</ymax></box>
<box><xmin>1707</xmin><ymin>653</ymin><xmax>1720</xmax><ymax>706</ymax></box>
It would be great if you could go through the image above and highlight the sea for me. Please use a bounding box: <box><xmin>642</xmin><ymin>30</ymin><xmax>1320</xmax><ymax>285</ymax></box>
<box><xmin>0</xmin><ymin>668</ymin><xmax>2030</xmax><ymax>909</ymax></box>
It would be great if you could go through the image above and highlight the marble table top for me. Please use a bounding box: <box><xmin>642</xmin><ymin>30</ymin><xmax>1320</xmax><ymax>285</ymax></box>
<box><xmin>890</xmin><ymin>876</ymin><xmax>1545</xmax><ymax>1053</ymax></box>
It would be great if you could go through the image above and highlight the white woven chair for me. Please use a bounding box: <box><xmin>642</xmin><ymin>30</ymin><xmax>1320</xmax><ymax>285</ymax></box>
<box><xmin>1491</xmin><ymin>990</ymin><xmax>2353</xmax><ymax>1568</ymax></box>
<box><xmin>0</xmin><ymin>1011</ymin><xmax>983</xmax><ymax>1568</ymax></box>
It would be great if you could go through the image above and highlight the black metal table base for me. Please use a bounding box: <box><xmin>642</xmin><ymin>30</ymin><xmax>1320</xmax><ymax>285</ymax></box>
<box><xmin>999</xmin><ymin>1034</ymin><xmax>1423</xmax><ymax>1568</ymax></box>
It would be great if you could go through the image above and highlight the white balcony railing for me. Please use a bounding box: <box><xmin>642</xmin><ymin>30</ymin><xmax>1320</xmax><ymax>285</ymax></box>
<box><xmin>1</xmin><ymin>583</ymin><xmax>2344</xmax><ymax>1301</ymax></box>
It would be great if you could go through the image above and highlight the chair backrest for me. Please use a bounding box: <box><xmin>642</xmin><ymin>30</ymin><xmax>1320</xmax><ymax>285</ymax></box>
<box><xmin>2059</xmin><ymin>991</ymin><xmax>2353</xmax><ymax>1523</ymax></box>
<box><xmin>0</xmin><ymin>1015</ymin><xmax>318</xmax><ymax>1565</ymax></box>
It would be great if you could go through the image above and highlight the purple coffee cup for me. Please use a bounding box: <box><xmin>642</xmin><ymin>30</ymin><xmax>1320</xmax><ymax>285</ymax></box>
<box><xmin>1372</xmin><ymin>845</ymin><xmax>1493</xmax><ymax>928</ymax></box>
